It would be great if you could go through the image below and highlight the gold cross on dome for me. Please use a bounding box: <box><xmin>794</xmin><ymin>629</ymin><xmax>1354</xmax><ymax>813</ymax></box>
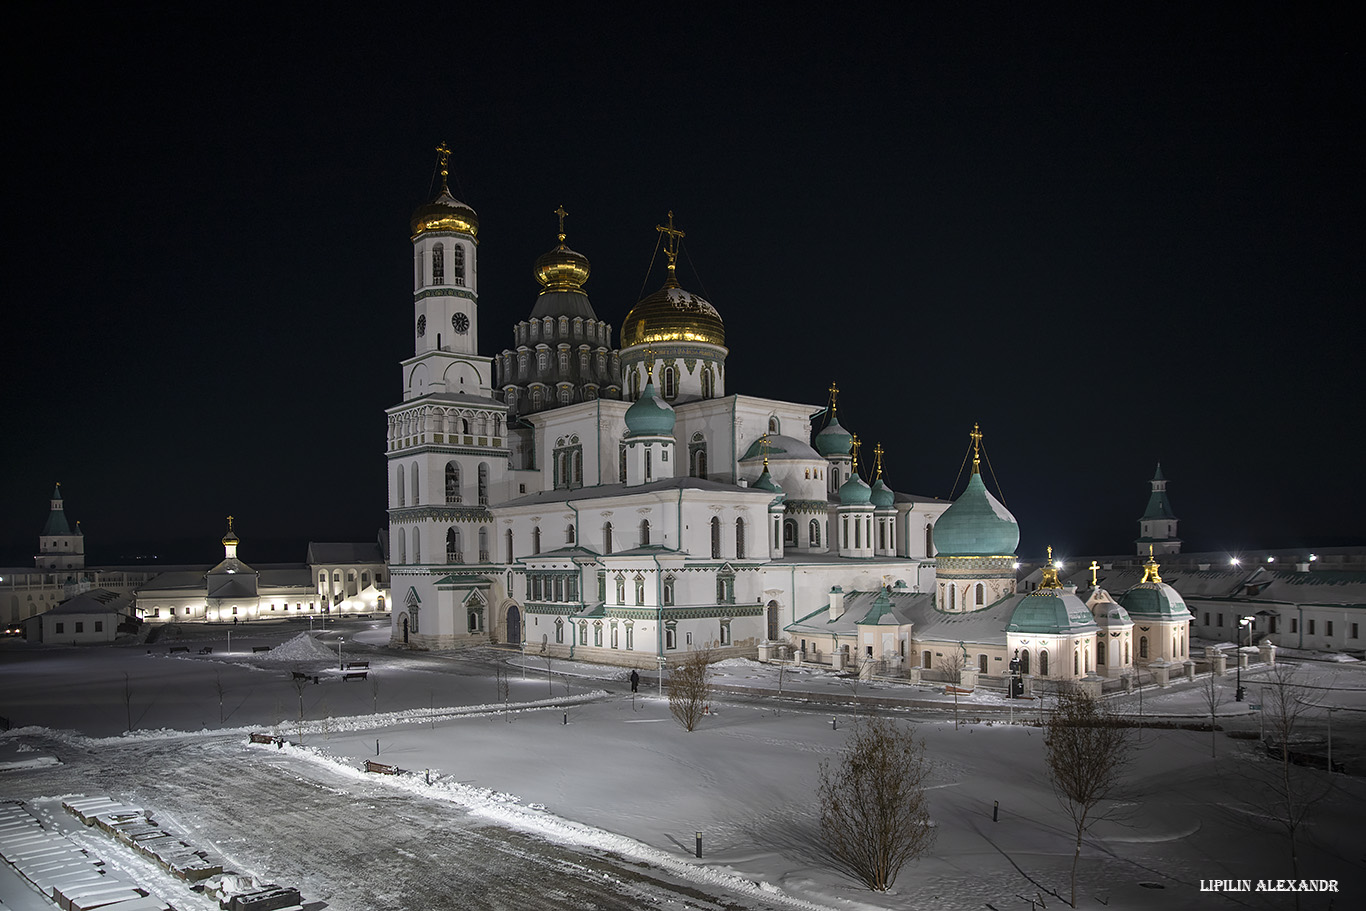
<box><xmin>761</xmin><ymin>434</ymin><xmax>771</xmax><ymax>467</ymax></box>
<box><xmin>828</xmin><ymin>381</ymin><xmax>839</xmax><ymax>414</ymax></box>
<box><xmin>435</xmin><ymin>141</ymin><xmax>451</xmax><ymax>188</ymax></box>
<box><xmin>874</xmin><ymin>442</ymin><xmax>885</xmax><ymax>479</ymax></box>
<box><xmin>970</xmin><ymin>422</ymin><xmax>982</xmax><ymax>458</ymax></box>
<box><xmin>226</xmin><ymin>516</ymin><xmax>235</xmax><ymax>532</ymax></box>
<box><xmin>656</xmin><ymin>211</ymin><xmax>685</xmax><ymax>267</ymax></box>
<box><xmin>1089</xmin><ymin>560</ymin><xmax>1100</xmax><ymax>587</ymax></box>
<box><xmin>554</xmin><ymin>205</ymin><xmax>568</xmax><ymax>242</ymax></box>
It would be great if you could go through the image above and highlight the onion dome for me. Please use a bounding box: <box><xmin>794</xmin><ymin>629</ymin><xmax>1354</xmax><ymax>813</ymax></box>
<box><xmin>839</xmin><ymin>472</ymin><xmax>872</xmax><ymax>506</ymax></box>
<box><xmin>221</xmin><ymin>516</ymin><xmax>240</xmax><ymax>548</ymax></box>
<box><xmin>624</xmin><ymin>376</ymin><xmax>676</xmax><ymax>437</ymax></box>
<box><xmin>933</xmin><ymin>472</ymin><xmax>1019</xmax><ymax>556</ymax></box>
<box><xmin>410</xmin><ymin>185</ymin><xmax>479</xmax><ymax>238</ymax></box>
<box><xmin>621</xmin><ymin>212</ymin><xmax>724</xmax><ymax>348</ymax></box>
<box><xmin>815</xmin><ymin>414</ymin><xmax>853</xmax><ymax>457</ymax></box>
<box><xmin>753</xmin><ymin>463</ymin><xmax>783</xmax><ymax>494</ymax></box>
<box><xmin>534</xmin><ymin>207</ymin><xmax>590</xmax><ymax>293</ymax></box>
<box><xmin>1008</xmin><ymin>589</ymin><xmax>1097</xmax><ymax>635</ymax></box>
<box><xmin>1120</xmin><ymin>550</ymin><xmax>1192</xmax><ymax>620</ymax></box>
<box><xmin>870</xmin><ymin>478</ymin><xmax>895</xmax><ymax>508</ymax></box>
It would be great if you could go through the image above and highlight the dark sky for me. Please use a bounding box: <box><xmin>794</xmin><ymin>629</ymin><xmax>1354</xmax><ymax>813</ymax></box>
<box><xmin>3</xmin><ymin>3</ymin><xmax>1361</xmax><ymax>567</ymax></box>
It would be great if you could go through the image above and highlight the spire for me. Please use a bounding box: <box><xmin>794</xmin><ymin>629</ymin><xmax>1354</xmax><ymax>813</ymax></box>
<box><xmin>435</xmin><ymin>141</ymin><xmax>451</xmax><ymax>193</ymax></box>
<box><xmin>1038</xmin><ymin>545</ymin><xmax>1063</xmax><ymax>590</ymax></box>
<box><xmin>1141</xmin><ymin>544</ymin><xmax>1163</xmax><ymax>584</ymax></box>
<box><xmin>655</xmin><ymin>211</ymin><xmax>685</xmax><ymax>289</ymax></box>
<box><xmin>970</xmin><ymin>422</ymin><xmax>983</xmax><ymax>475</ymax></box>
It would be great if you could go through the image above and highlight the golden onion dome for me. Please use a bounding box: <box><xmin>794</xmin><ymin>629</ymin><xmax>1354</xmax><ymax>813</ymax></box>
<box><xmin>534</xmin><ymin>239</ymin><xmax>590</xmax><ymax>293</ymax></box>
<box><xmin>221</xmin><ymin>516</ymin><xmax>239</xmax><ymax>547</ymax></box>
<box><xmin>621</xmin><ymin>273</ymin><xmax>726</xmax><ymax>348</ymax></box>
<box><xmin>410</xmin><ymin>186</ymin><xmax>479</xmax><ymax>238</ymax></box>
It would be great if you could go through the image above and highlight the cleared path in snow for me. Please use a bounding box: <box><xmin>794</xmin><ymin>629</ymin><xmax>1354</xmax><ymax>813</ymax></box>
<box><xmin>3</xmin><ymin>733</ymin><xmax>802</xmax><ymax>911</ymax></box>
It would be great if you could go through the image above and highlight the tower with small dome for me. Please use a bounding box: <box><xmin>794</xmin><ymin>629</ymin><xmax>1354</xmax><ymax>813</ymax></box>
<box><xmin>1119</xmin><ymin>547</ymin><xmax>1193</xmax><ymax>665</ymax></box>
<box><xmin>36</xmin><ymin>482</ymin><xmax>84</xmax><ymax>571</ymax></box>
<box><xmin>1136</xmin><ymin>463</ymin><xmax>1181</xmax><ymax>555</ymax></box>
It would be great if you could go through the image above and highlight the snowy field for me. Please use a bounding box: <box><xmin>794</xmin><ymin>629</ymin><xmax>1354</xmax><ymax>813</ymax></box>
<box><xmin>3</xmin><ymin>620</ymin><xmax>1365</xmax><ymax>910</ymax></box>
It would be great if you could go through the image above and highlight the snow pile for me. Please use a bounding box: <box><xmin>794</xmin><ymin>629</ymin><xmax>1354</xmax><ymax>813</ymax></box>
<box><xmin>255</xmin><ymin>632</ymin><xmax>341</xmax><ymax>664</ymax></box>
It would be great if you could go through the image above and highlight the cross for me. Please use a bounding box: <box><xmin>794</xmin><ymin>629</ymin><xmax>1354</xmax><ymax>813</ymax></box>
<box><xmin>874</xmin><ymin>442</ymin><xmax>885</xmax><ymax>479</ymax></box>
<box><xmin>226</xmin><ymin>515</ymin><xmax>235</xmax><ymax>533</ymax></box>
<box><xmin>435</xmin><ymin>141</ymin><xmax>451</xmax><ymax>188</ymax></box>
<box><xmin>1089</xmin><ymin>560</ymin><xmax>1100</xmax><ymax>588</ymax></box>
<box><xmin>970</xmin><ymin>422</ymin><xmax>983</xmax><ymax>458</ymax></box>
<box><xmin>1046</xmin><ymin>544</ymin><xmax>1053</xmax><ymax>564</ymax></box>
<box><xmin>554</xmin><ymin>205</ymin><xmax>568</xmax><ymax>242</ymax></box>
<box><xmin>656</xmin><ymin>211</ymin><xmax>686</xmax><ymax>267</ymax></box>
<box><xmin>828</xmin><ymin>381</ymin><xmax>839</xmax><ymax>414</ymax></box>
<box><xmin>760</xmin><ymin>434</ymin><xmax>771</xmax><ymax>467</ymax></box>
<box><xmin>851</xmin><ymin>434</ymin><xmax>862</xmax><ymax>473</ymax></box>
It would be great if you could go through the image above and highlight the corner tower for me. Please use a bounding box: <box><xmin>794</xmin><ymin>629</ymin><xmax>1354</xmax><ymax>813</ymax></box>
<box><xmin>1136</xmin><ymin>463</ymin><xmax>1180</xmax><ymax>555</ymax></box>
<box><xmin>36</xmin><ymin>482</ymin><xmax>84</xmax><ymax>571</ymax></box>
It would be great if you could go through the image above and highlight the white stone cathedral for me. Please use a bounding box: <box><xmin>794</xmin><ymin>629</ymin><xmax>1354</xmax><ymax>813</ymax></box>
<box><xmin>385</xmin><ymin>149</ymin><xmax>951</xmax><ymax>666</ymax></box>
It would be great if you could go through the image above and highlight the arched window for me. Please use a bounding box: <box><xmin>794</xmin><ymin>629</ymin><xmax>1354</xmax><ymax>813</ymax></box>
<box><xmin>478</xmin><ymin>527</ymin><xmax>488</xmax><ymax>562</ymax></box>
<box><xmin>411</xmin><ymin>463</ymin><xmax>420</xmax><ymax>504</ymax></box>
<box><xmin>478</xmin><ymin>463</ymin><xmax>489</xmax><ymax>505</ymax></box>
<box><xmin>1020</xmin><ymin>650</ymin><xmax>1030</xmax><ymax>675</ymax></box>
<box><xmin>975</xmin><ymin>583</ymin><xmax>985</xmax><ymax>606</ymax></box>
<box><xmin>978</xmin><ymin>654</ymin><xmax>989</xmax><ymax>674</ymax></box>
<box><xmin>1097</xmin><ymin>639</ymin><xmax>1107</xmax><ymax>665</ymax></box>
<box><xmin>572</xmin><ymin>449</ymin><xmax>582</xmax><ymax>487</ymax></box>
<box><xmin>1139</xmin><ymin>636</ymin><xmax>1148</xmax><ymax>659</ymax></box>
<box><xmin>630</xmin><ymin>370</ymin><xmax>641</xmax><ymax>400</ymax></box>
<box><xmin>783</xmin><ymin>519</ymin><xmax>796</xmax><ymax>547</ymax></box>
<box><xmin>1124</xmin><ymin>640</ymin><xmax>1131</xmax><ymax>664</ymax></box>
<box><xmin>554</xmin><ymin>617</ymin><xmax>564</xmax><ymax>643</ymax></box>
<box><xmin>662</xmin><ymin>576</ymin><xmax>674</xmax><ymax>605</ymax></box>
<box><xmin>412</xmin><ymin>531</ymin><xmax>421</xmax><ymax>564</ymax></box>
<box><xmin>639</xmin><ymin>519</ymin><xmax>650</xmax><ymax>546</ymax></box>
<box><xmin>452</xmin><ymin>244</ymin><xmax>465</xmax><ymax>285</ymax></box>
<box><xmin>532</xmin><ymin>526</ymin><xmax>541</xmax><ymax>555</ymax></box>
<box><xmin>768</xmin><ymin>416</ymin><xmax>779</xmax><ymax>433</ymax></box>
<box><xmin>396</xmin><ymin>466</ymin><xmax>405</xmax><ymax>506</ymax></box>
<box><xmin>615</xmin><ymin>574</ymin><xmax>626</xmax><ymax>604</ymax></box>
<box><xmin>603</xmin><ymin>522</ymin><xmax>613</xmax><ymax>555</ymax></box>
<box><xmin>619</xmin><ymin>445</ymin><xmax>627</xmax><ymax>483</ymax></box>
<box><xmin>445</xmin><ymin>462</ymin><xmax>461</xmax><ymax>504</ymax></box>
<box><xmin>711</xmin><ymin>517</ymin><xmax>722</xmax><ymax>559</ymax></box>
<box><xmin>662</xmin><ymin>365</ymin><xmax>676</xmax><ymax>399</ymax></box>
<box><xmin>566</xmin><ymin>524</ymin><xmax>576</xmax><ymax>545</ymax></box>
<box><xmin>396</xmin><ymin>527</ymin><xmax>406</xmax><ymax>564</ymax></box>
<box><xmin>701</xmin><ymin>367</ymin><xmax>713</xmax><ymax>398</ymax></box>
<box><xmin>432</xmin><ymin>243</ymin><xmax>444</xmax><ymax>285</ymax></box>
<box><xmin>634</xmin><ymin>574</ymin><xmax>645</xmax><ymax>605</ymax></box>
<box><xmin>579</xmin><ymin>622</ymin><xmax>588</xmax><ymax>646</ymax></box>
<box><xmin>1039</xmin><ymin>650</ymin><xmax>1049</xmax><ymax>676</ymax></box>
<box><xmin>948</xmin><ymin>585</ymin><xmax>956</xmax><ymax>611</ymax></box>
<box><xmin>1074</xmin><ymin>650</ymin><xmax>1080</xmax><ymax>675</ymax></box>
<box><xmin>446</xmin><ymin>527</ymin><xmax>462</xmax><ymax>563</ymax></box>
<box><xmin>594</xmin><ymin>622</ymin><xmax>603</xmax><ymax>647</ymax></box>
<box><xmin>505</xmin><ymin>529</ymin><xmax>514</xmax><ymax>562</ymax></box>
<box><xmin>735</xmin><ymin>518</ymin><xmax>746</xmax><ymax>559</ymax></box>
<box><xmin>645</xmin><ymin>447</ymin><xmax>652</xmax><ymax>482</ymax></box>
<box><xmin>611</xmin><ymin>624</ymin><xmax>619</xmax><ymax>648</ymax></box>
<box><xmin>922</xmin><ymin>650</ymin><xmax>932</xmax><ymax>669</ymax></box>
<box><xmin>809</xmin><ymin>520</ymin><xmax>821</xmax><ymax>548</ymax></box>
<box><xmin>925</xmin><ymin>524</ymin><xmax>934</xmax><ymax>556</ymax></box>
<box><xmin>318</xmin><ymin>571</ymin><xmax>326</xmax><ymax>591</ymax></box>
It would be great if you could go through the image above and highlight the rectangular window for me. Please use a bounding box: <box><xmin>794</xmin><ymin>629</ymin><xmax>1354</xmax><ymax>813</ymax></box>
<box><xmin>1217</xmin><ymin>613</ymin><xmax>1224</xmax><ymax>627</ymax></box>
<box><xmin>1203</xmin><ymin>612</ymin><xmax>1210</xmax><ymax>626</ymax></box>
<box><xmin>55</xmin><ymin>622</ymin><xmax>64</xmax><ymax>634</ymax></box>
<box><xmin>1353</xmin><ymin>623</ymin><xmax>1360</xmax><ymax>639</ymax></box>
<box><xmin>153</xmin><ymin>608</ymin><xmax>160</xmax><ymax>618</ymax></box>
<box><xmin>75</xmin><ymin>622</ymin><xmax>84</xmax><ymax>633</ymax></box>
<box><xmin>1308</xmin><ymin>619</ymin><xmax>1316</xmax><ymax>635</ymax></box>
<box><xmin>1291</xmin><ymin>618</ymin><xmax>1298</xmax><ymax>633</ymax></box>
<box><xmin>94</xmin><ymin>621</ymin><xmax>103</xmax><ymax>632</ymax></box>
<box><xmin>1326</xmin><ymin>620</ymin><xmax>1334</xmax><ymax>637</ymax></box>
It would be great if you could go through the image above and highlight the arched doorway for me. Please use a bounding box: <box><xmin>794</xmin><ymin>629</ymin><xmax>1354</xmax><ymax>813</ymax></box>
<box><xmin>506</xmin><ymin>604</ymin><xmax>522</xmax><ymax>645</ymax></box>
<box><xmin>401</xmin><ymin>615</ymin><xmax>409</xmax><ymax>644</ymax></box>
<box><xmin>766</xmin><ymin>601</ymin><xmax>780</xmax><ymax>640</ymax></box>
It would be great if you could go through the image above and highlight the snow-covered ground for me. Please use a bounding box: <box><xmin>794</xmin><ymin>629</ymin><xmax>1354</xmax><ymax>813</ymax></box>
<box><xmin>3</xmin><ymin>622</ymin><xmax>1365</xmax><ymax>910</ymax></box>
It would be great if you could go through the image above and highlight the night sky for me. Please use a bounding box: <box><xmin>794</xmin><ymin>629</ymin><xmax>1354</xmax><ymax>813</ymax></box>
<box><xmin>3</xmin><ymin>4</ymin><xmax>1361</xmax><ymax>567</ymax></box>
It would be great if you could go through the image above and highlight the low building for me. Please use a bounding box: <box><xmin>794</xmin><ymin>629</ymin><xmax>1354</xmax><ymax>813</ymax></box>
<box><xmin>23</xmin><ymin>589</ymin><xmax>132</xmax><ymax>644</ymax></box>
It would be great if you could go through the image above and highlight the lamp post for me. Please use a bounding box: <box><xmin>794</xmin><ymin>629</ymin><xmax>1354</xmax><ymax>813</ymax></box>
<box><xmin>338</xmin><ymin>636</ymin><xmax>345</xmax><ymax>670</ymax></box>
<box><xmin>1235</xmin><ymin>615</ymin><xmax>1254</xmax><ymax>701</ymax></box>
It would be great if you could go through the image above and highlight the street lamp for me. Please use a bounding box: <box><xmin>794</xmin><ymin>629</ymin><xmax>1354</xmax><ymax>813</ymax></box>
<box><xmin>1235</xmin><ymin>615</ymin><xmax>1254</xmax><ymax>701</ymax></box>
<box><xmin>338</xmin><ymin>636</ymin><xmax>345</xmax><ymax>670</ymax></box>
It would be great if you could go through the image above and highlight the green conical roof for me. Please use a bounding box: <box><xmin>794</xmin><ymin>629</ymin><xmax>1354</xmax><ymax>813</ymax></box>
<box><xmin>933</xmin><ymin>472</ymin><xmax>1019</xmax><ymax>556</ymax></box>
<box><xmin>42</xmin><ymin>484</ymin><xmax>72</xmax><ymax>536</ymax></box>
<box><xmin>624</xmin><ymin>379</ymin><xmax>676</xmax><ymax>436</ymax></box>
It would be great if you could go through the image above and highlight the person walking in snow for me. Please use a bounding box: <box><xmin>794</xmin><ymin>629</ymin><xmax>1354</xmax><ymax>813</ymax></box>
<box><xmin>630</xmin><ymin>669</ymin><xmax>639</xmax><ymax>693</ymax></box>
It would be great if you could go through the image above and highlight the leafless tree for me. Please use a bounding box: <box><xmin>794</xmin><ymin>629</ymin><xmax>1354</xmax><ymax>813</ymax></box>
<box><xmin>495</xmin><ymin>661</ymin><xmax>511</xmax><ymax>721</ymax></box>
<box><xmin>1255</xmin><ymin>663</ymin><xmax>1331</xmax><ymax>909</ymax></box>
<box><xmin>289</xmin><ymin>669</ymin><xmax>309</xmax><ymax>741</ymax></box>
<box><xmin>937</xmin><ymin>647</ymin><xmax>969</xmax><ymax>730</ymax></box>
<box><xmin>667</xmin><ymin>648</ymin><xmax>713</xmax><ymax>732</ymax></box>
<box><xmin>1199</xmin><ymin>669</ymin><xmax>1224</xmax><ymax>757</ymax></box>
<box><xmin>370</xmin><ymin>673</ymin><xmax>380</xmax><ymax>714</ymax></box>
<box><xmin>817</xmin><ymin>716</ymin><xmax>934</xmax><ymax>891</ymax></box>
<box><xmin>1044</xmin><ymin>689</ymin><xmax>1135</xmax><ymax>908</ymax></box>
<box><xmin>122</xmin><ymin>672</ymin><xmax>134</xmax><ymax>732</ymax></box>
<box><xmin>213</xmin><ymin>672</ymin><xmax>226</xmax><ymax>724</ymax></box>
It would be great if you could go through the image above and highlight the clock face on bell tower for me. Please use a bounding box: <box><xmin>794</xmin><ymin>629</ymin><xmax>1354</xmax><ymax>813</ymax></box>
<box><xmin>452</xmin><ymin>312</ymin><xmax>469</xmax><ymax>334</ymax></box>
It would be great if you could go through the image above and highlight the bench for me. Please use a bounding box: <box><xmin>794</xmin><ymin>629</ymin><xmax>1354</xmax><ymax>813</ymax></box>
<box><xmin>290</xmin><ymin>671</ymin><xmax>320</xmax><ymax>684</ymax></box>
<box><xmin>252</xmin><ymin>646</ymin><xmax>271</xmax><ymax>653</ymax></box>
<box><xmin>249</xmin><ymin>733</ymin><xmax>281</xmax><ymax>745</ymax></box>
<box><xmin>364</xmin><ymin>760</ymin><xmax>400</xmax><ymax>775</ymax></box>
<box><xmin>198</xmin><ymin>647</ymin><xmax>213</xmax><ymax>655</ymax></box>
<box><xmin>345</xmin><ymin>661</ymin><xmax>369</xmax><ymax>669</ymax></box>
<box><xmin>169</xmin><ymin>646</ymin><xmax>189</xmax><ymax>654</ymax></box>
<box><xmin>342</xmin><ymin>671</ymin><xmax>368</xmax><ymax>681</ymax></box>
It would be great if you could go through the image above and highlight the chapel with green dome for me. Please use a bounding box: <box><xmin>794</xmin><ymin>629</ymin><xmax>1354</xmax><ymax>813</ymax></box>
<box><xmin>934</xmin><ymin>424</ymin><xmax>1020</xmax><ymax>612</ymax></box>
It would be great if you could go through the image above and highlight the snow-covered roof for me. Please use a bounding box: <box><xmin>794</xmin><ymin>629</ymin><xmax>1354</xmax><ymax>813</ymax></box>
<box><xmin>46</xmin><ymin>588</ymin><xmax>132</xmax><ymax>616</ymax></box>
<box><xmin>306</xmin><ymin>542</ymin><xmax>384</xmax><ymax>564</ymax></box>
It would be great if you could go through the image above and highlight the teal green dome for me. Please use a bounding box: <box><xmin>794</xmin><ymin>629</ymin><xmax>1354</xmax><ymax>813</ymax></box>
<box><xmin>839</xmin><ymin>473</ymin><xmax>872</xmax><ymax>506</ymax></box>
<box><xmin>870</xmin><ymin>478</ymin><xmax>894</xmax><ymax>508</ymax></box>
<box><xmin>753</xmin><ymin>466</ymin><xmax>783</xmax><ymax>494</ymax></box>
<box><xmin>624</xmin><ymin>380</ymin><xmax>676</xmax><ymax>436</ymax></box>
<box><xmin>1119</xmin><ymin>582</ymin><xmax>1190</xmax><ymax>620</ymax></box>
<box><xmin>933</xmin><ymin>472</ymin><xmax>1019</xmax><ymax>556</ymax></box>
<box><xmin>815</xmin><ymin>416</ymin><xmax>853</xmax><ymax>457</ymax></box>
<box><xmin>1007</xmin><ymin>591</ymin><xmax>1096</xmax><ymax>634</ymax></box>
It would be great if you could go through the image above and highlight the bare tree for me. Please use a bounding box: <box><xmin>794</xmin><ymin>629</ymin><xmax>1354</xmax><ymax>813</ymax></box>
<box><xmin>370</xmin><ymin>673</ymin><xmax>380</xmax><ymax>714</ymax></box>
<box><xmin>817</xmin><ymin>716</ymin><xmax>934</xmax><ymax>891</ymax></box>
<box><xmin>667</xmin><ymin>649</ymin><xmax>713</xmax><ymax>732</ymax></box>
<box><xmin>289</xmin><ymin>669</ymin><xmax>309</xmax><ymax>741</ymax></box>
<box><xmin>937</xmin><ymin>647</ymin><xmax>969</xmax><ymax>730</ymax></box>
<box><xmin>1044</xmin><ymin>689</ymin><xmax>1135</xmax><ymax>908</ymax></box>
<box><xmin>122</xmin><ymin>672</ymin><xmax>134</xmax><ymax>732</ymax></box>
<box><xmin>213</xmin><ymin>672</ymin><xmax>226</xmax><ymax>724</ymax></box>
<box><xmin>1257</xmin><ymin>663</ymin><xmax>1331</xmax><ymax>908</ymax></box>
<box><xmin>1199</xmin><ymin>669</ymin><xmax>1224</xmax><ymax>758</ymax></box>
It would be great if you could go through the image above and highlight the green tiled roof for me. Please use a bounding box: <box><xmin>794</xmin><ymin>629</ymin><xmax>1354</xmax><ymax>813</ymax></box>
<box><xmin>1120</xmin><ymin>582</ymin><xmax>1191</xmax><ymax>619</ymax></box>
<box><xmin>933</xmin><ymin>472</ymin><xmax>1018</xmax><ymax>556</ymax></box>
<box><xmin>1007</xmin><ymin>591</ymin><xmax>1096</xmax><ymax>634</ymax></box>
